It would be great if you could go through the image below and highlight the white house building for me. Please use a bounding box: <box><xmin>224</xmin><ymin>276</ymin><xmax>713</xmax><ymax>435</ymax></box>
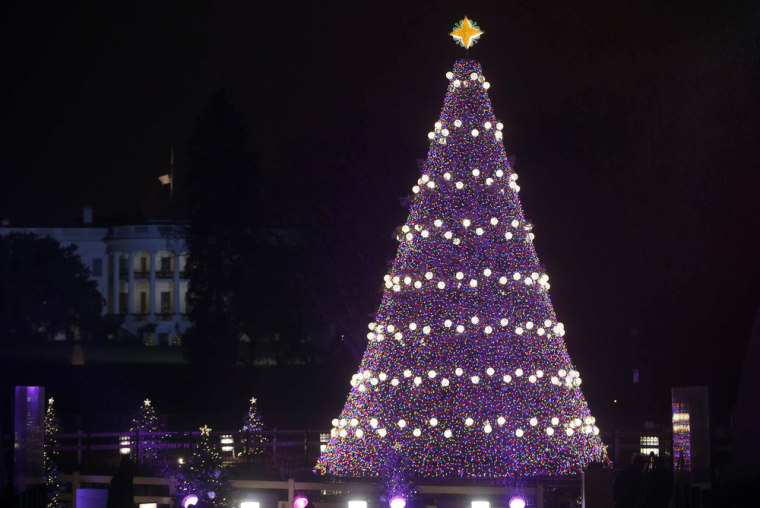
<box><xmin>0</xmin><ymin>207</ymin><xmax>191</xmax><ymax>345</ymax></box>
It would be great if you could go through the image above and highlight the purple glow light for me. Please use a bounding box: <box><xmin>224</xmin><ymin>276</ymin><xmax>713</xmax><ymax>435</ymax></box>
<box><xmin>390</xmin><ymin>496</ymin><xmax>406</xmax><ymax>508</ymax></box>
<box><xmin>293</xmin><ymin>495</ymin><xmax>309</xmax><ymax>508</ymax></box>
<box><xmin>182</xmin><ymin>494</ymin><xmax>199</xmax><ymax>508</ymax></box>
<box><xmin>508</xmin><ymin>497</ymin><xmax>526</xmax><ymax>508</ymax></box>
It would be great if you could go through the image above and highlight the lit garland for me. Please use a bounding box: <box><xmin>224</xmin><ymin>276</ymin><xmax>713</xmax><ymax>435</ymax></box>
<box><xmin>315</xmin><ymin>59</ymin><xmax>608</xmax><ymax>478</ymax></box>
<box><xmin>44</xmin><ymin>398</ymin><xmax>62</xmax><ymax>508</ymax></box>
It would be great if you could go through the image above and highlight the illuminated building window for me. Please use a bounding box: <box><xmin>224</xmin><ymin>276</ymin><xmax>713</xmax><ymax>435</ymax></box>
<box><xmin>640</xmin><ymin>435</ymin><xmax>659</xmax><ymax>456</ymax></box>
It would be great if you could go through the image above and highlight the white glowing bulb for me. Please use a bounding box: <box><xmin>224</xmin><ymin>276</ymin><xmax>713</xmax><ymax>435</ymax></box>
<box><xmin>471</xmin><ymin>376</ymin><xmax>480</xmax><ymax>384</ymax></box>
<box><xmin>528</xmin><ymin>375</ymin><xmax>537</xmax><ymax>383</ymax></box>
<box><xmin>378</xmin><ymin>428</ymin><xmax>387</xmax><ymax>437</ymax></box>
<box><xmin>444</xmin><ymin>429</ymin><xmax>453</xmax><ymax>438</ymax></box>
<box><xmin>444</xmin><ymin>231</ymin><xmax>453</xmax><ymax>239</ymax></box>
<box><xmin>455</xmin><ymin>368</ymin><xmax>463</xmax><ymax>376</ymax></box>
<box><xmin>529</xmin><ymin>418</ymin><xmax>538</xmax><ymax>426</ymax></box>
<box><xmin>409</xmin><ymin>322</ymin><xmax>417</xmax><ymax>330</ymax></box>
<box><xmin>484</xmin><ymin>121</ymin><xmax>492</xmax><ymax>130</ymax></box>
<box><xmin>423</xmin><ymin>326</ymin><xmax>431</xmax><ymax>334</ymax></box>
<box><xmin>465</xmin><ymin>417</ymin><xmax>474</xmax><ymax>426</ymax></box>
<box><xmin>495</xmin><ymin>131</ymin><xmax>503</xmax><ymax>140</ymax></box>
<box><xmin>434</xmin><ymin>121</ymin><xmax>442</xmax><ymax>130</ymax></box>
<box><xmin>469</xmin><ymin>279</ymin><xmax>477</xmax><ymax>288</ymax></box>
<box><xmin>546</xmin><ymin>427</ymin><xmax>554</xmax><ymax>436</ymax></box>
<box><xmin>456</xmin><ymin>325</ymin><xmax>465</xmax><ymax>333</ymax></box>
<box><xmin>537</xmin><ymin>328</ymin><xmax>545</xmax><ymax>335</ymax></box>
<box><xmin>497</xmin><ymin>122</ymin><xmax>504</xmax><ymax>130</ymax></box>
<box><xmin>454</xmin><ymin>119</ymin><xmax>462</xmax><ymax>127</ymax></box>
<box><xmin>403</xmin><ymin>369</ymin><xmax>411</xmax><ymax>378</ymax></box>
<box><xmin>471</xmin><ymin>129</ymin><xmax>479</xmax><ymax>137</ymax></box>
<box><xmin>453</xmin><ymin>238</ymin><xmax>460</xmax><ymax>245</ymax></box>
<box><xmin>551</xmin><ymin>376</ymin><xmax>559</xmax><ymax>384</ymax></box>
<box><xmin>483</xmin><ymin>268</ymin><xmax>492</xmax><ymax>276</ymax></box>
<box><xmin>379</xmin><ymin>372</ymin><xmax>387</xmax><ymax>381</ymax></box>
<box><xmin>414</xmin><ymin>280</ymin><xmax>422</xmax><ymax>288</ymax></box>
<box><xmin>367</xmin><ymin>332</ymin><xmax>376</xmax><ymax>340</ymax></box>
<box><xmin>370</xmin><ymin>378</ymin><xmax>378</xmax><ymax>385</ymax></box>
<box><xmin>511</xmin><ymin>219</ymin><xmax>519</xmax><ymax>227</ymax></box>
<box><xmin>503</xmin><ymin>374</ymin><xmax>512</xmax><ymax>383</ymax></box>
<box><xmin>475</xmin><ymin>228</ymin><xmax>484</xmax><ymax>235</ymax></box>
<box><xmin>470</xmin><ymin>72</ymin><xmax>478</xmax><ymax>80</ymax></box>
<box><xmin>425</xmin><ymin>271</ymin><xmax>433</xmax><ymax>279</ymax></box>
<box><xmin>515</xmin><ymin>428</ymin><xmax>524</xmax><ymax>437</ymax></box>
<box><xmin>446</xmin><ymin>71</ymin><xmax>454</xmax><ymax>79</ymax></box>
<box><xmin>429</xmin><ymin>418</ymin><xmax>438</xmax><ymax>426</ymax></box>
<box><xmin>444</xmin><ymin>319</ymin><xmax>453</xmax><ymax>328</ymax></box>
<box><xmin>526</xmin><ymin>321</ymin><xmax>534</xmax><ymax>329</ymax></box>
<box><xmin>483</xmin><ymin>82</ymin><xmax>490</xmax><ymax>89</ymax></box>
<box><xmin>515</xmin><ymin>368</ymin><xmax>524</xmax><ymax>377</ymax></box>
<box><xmin>339</xmin><ymin>429</ymin><xmax>347</xmax><ymax>437</ymax></box>
<box><xmin>391</xmin><ymin>378</ymin><xmax>399</xmax><ymax>386</ymax></box>
<box><xmin>453</xmin><ymin>80</ymin><xmax>461</xmax><ymax>87</ymax></box>
<box><xmin>456</xmin><ymin>272</ymin><xmax>464</xmax><ymax>279</ymax></box>
<box><xmin>462</xmin><ymin>219</ymin><xmax>471</xmax><ymax>228</ymax></box>
<box><xmin>441</xmin><ymin>129</ymin><xmax>449</xmax><ymax>137</ymax></box>
<box><xmin>398</xmin><ymin>419</ymin><xmax>406</xmax><ymax>428</ymax></box>
<box><xmin>405</xmin><ymin>233</ymin><xmax>413</xmax><ymax>241</ymax></box>
<box><xmin>331</xmin><ymin>418</ymin><xmax>340</xmax><ymax>426</ymax></box>
<box><xmin>484</xmin><ymin>424</ymin><xmax>492</xmax><ymax>434</ymax></box>
<box><xmin>513</xmin><ymin>272</ymin><xmax>521</xmax><ymax>281</ymax></box>
<box><xmin>455</xmin><ymin>181</ymin><xmax>464</xmax><ymax>189</ymax></box>
<box><xmin>496</xmin><ymin>169</ymin><xmax>504</xmax><ymax>177</ymax></box>
<box><xmin>515</xmin><ymin>327</ymin><xmax>523</xmax><ymax>335</ymax></box>
<box><xmin>484</xmin><ymin>326</ymin><xmax>493</xmax><ymax>334</ymax></box>
<box><xmin>471</xmin><ymin>316</ymin><xmax>480</xmax><ymax>324</ymax></box>
<box><xmin>559</xmin><ymin>369</ymin><xmax>567</xmax><ymax>377</ymax></box>
<box><xmin>437</xmin><ymin>281</ymin><xmax>445</xmax><ymax>289</ymax></box>
<box><xmin>505</xmin><ymin>232</ymin><xmax>513</xmax><ymax>240</ymax></box>
<box><xmin>500</xmin><ymin>318</ymin><xmax>509</xmax><ymax>326</ymax></box>
<box><xmin>566</xmin><ymin>428</ymin><xmax>574</xmax><ymax>436</ymax></box>
<box><xmin>427</xmin><ymin>132</ymin><xmax>435</xmax><ymax>140</ymax></box>
<box><xmin>499</xmin><ymin>276</ymin><xmax>507</xmax><ymax>284</ymax></box>
<box><xmin>428</xmin><ymin>370</ymin><xmax>437</xmax><ymax>379</ymax></box>
<box><xmin>413</xmin><ymin>428</ymin><xmax>421</xmax><ymax>437</ymax></box>
<box><xmin>441</xmin><ymin>378</ymin><xmax>449</xmax><ymax>387</ymax></box>
<box><xmin>403</xmin><ymin>276</ymin><xmax>411</xmax><ymax>285</ymax></box>
<box><xmin>486</xmin><ymin>177</ymin><xmax>494</xmax><ymax>185</ymax></box>
<box><xmin>486</xmin><ymin>367</ymin><xmax>495</xmax><ymax>376</ymax></box>
<box><xmin>394</xmin><ymin>332</ymin><xmax>402</xmax><ymax>340</ymax></box>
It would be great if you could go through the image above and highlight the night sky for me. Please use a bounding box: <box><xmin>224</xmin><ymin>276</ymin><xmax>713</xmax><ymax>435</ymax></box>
<box><xmin>1</xmin><ymin>0</ymin><xmax>759</xmax><ymax>424</ymax></box>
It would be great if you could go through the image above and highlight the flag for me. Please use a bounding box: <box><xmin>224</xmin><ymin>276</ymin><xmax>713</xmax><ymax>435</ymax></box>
<box><xmin>158</xmin><ymin>174</ymin><xmax>171</xmax><ymax>185</ymax></box>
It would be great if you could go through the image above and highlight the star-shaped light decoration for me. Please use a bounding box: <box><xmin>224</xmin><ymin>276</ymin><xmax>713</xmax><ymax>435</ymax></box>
<box><xmin>200</xmin><ymin>424</ymin><xmax>212</xmax><ymax>436</ymax></box>
<box><xmin>144</xmin><ymin>398</ymin><xmax>151</xmax><ymax>406</ymax></box>
<box><xmin>48</xmin><ymin>397</ymin><xmax>55</xmax><ymax>405</ymax></box>
<box><xmin>450</xmin><ymin>16</ymin><xmax>484</xmax><ymax>49</ymax></box>
<box><xmin>250</xmin><ymin>397</ymin><xmax>257</xmax><ymax>404</ymax></box>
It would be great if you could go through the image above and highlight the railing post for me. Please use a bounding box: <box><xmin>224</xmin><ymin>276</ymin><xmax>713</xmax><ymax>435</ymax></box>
<box><xmin>536</xmin><ymin>481</ymin><xmax>543</xmax><ymax>508</ymax></box>
<box><xmin>288</xmin><ymin>478</ymin><xmax>294</xmax><ymax>504</ymax></box>
<box><xmin>72</xmin><ymin>471</ymin><xmax>80</xmax><ymax>508</ymax></box>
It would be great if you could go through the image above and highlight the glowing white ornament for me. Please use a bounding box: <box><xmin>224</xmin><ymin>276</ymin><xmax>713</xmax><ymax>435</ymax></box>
<box><xmin>499</xmin><ymin>276</ymin><xmax>507</xmax><ymax>284</ymax></box>
<box><xmin>446</xmin><ymin>71</ymin><xmax>454</xmax><ymax>79</ymax></box>
<box><xmin>434</xmin><ymin>122</ymin><xmax>442</xmax><ymax>130</ymax></box>
<box><xmin>559</xmin><ymin>369</ymin><xmax>567</xmax><ymax>377</ymax></box>
<box><xmin>427</xmin><ymin>132</ymin><xmax>435</xmax><ymax>140</ymax></box>
<box><xmin>484</xmin><ymin>326</ymin><xmax>493</xmax><ymax>334</ymax></box>
<box><xmin>332</xmin><ymin>418</ymin><xmax>340</xmax><ymax>426</ymax></box>
<box><xmin>470</xmin><ymin>72</ymin><xmax>478</xmax><ymax>80</ymax></box>
<box><xmin>455</xmin><ymin>368</ymin><xmax>464</xmax><ymax>376</ymax></box>
<box><xmin>471</xmin><ymin>376</ymin><xmax>480</xmax><ymax>384</ymax></box>
<box><xmin>483</xmin><ymin>82</ymin><xmax>490</xmax><ymax>89</ymax></box>
<box><xmin>471</xmin><ymin>316</ymin><xmax>480</xmax><ymax>324</ymax></box>
<box><xmin>456</xmin><ymin>325</ymin><xmax>465</xmax><ymax>333</ymax></box>
<box><xmin>453</xmin><ymin>80</ymin><xmax>461</xmax><ymax>87</ymax></box>
<box><xmin>425</xmin><ymin>271</ymin><xmax>433</xmax><ymax>279</ymax></box>
<box><xmin>441</xmin><ymin>378</ymin><xmax>449</xmax><ymax>387</ymax></box>
<box><xmin>484</xmin><ymin>121</ymin><xmax>492</xmax><ymax>130</ymax></box>
<box><xmin>526</xmin><ymin>321</ymin><xmax>534</xmax><ymax>329</ymax></box>
<box><xmin>441</xmin><ymin>129</ymin><xmax>449</xmax><ymax>137</ymax></box>
<box><xmin>496</xmin><ymin>169</ymin><xmax>504</xmax><ymax>177</ymax></box>
<box><xmin>529</xmin><ymin>418</ymin><xmax>538</xmax><ymax>426</ymax></box>
<box><xmin>546</xmin><ymin>427</ymin><xmax>554</xmax><ymax>436</ymax></box>
<box><xmin>472</xmin><ymin>168</ymin><xmax>480</xmax><ymax>177</ymax></box>
<box><xmin>455</xmin><ymin>181</ymin><xmax>464</xmax><ymax>189</ymax></box>
<box><xmin>378</xmin><ymin>428</ymin><xmax>387</xmax><ymax>437</ymax></box>
<box><xmin>471</xmin><ymin>129</ymin><xmax>479</xmax><ymax>137</ymax></box>
<box><xmin>423</xmin><ymin>326</ymin><xmax>431</xmax><ymax>334</ymax></box>
<box><xmin>469</xmin><ymin>279</ymin><xmax>478</xmax><ymax>287</ymax></box>
<box><xmin>528</xmin><ymin>375</ymin><xmax>537</xmax><ymax>383</ymax></box>
<box><xmin>511</xmin><ymin>219</ymin><xmax>519</xmax><ymax>227</ymax></box>
<box><xmin>483</xmin><ymin>268</ymin><xmax>492</xmax><ymax>276</ymax></box>
<box><xmin>513</xmin><ymin>272</ymin><xmax>521</xmax><ymax>280</ymax></box>
<box><xmin>515</xmin><ymin>368</ymin><xmax>524</xmax><ymax>377</ymax></box>
<box><xmin>536</xmin><ymin>370</ymin><xmax>544</xmax><ymax>377</ymax></box>
<box><xmin>456</xmin><ymin>272</ymin><xmax>464</xmax><ymax>279</ymax></box>
<box><xmin>391</xmin><ymin>378</ymin><xmax>399</xmax><ymax>386</ymax></box>
<box><xmin>484</xmin><ymin>423</ymin><xmax>493</xmax><ymax>434</ymax></box>
<box><xmin>444</xmin><ymin>231</ymin><xmax>453</xmax><ymax>239</ymax></box>
<box><xmin>486</xmin><ymin>367</ymin><xmax>495</xmax><ymax>376</ymax></box>
<box><xmin>397</xmin><ymin>419</ymin><xmax>406</xmax><ymax>428</ymax></box>
<box><xmin>566</xmin><ymin>428</ymin><xmax>574</xmax><ymax>436</ymax></box>
<box><xmin>503</xmin><ymin>374</ymin><xmax>512</xmax><ymax>383</ymax></box>
<box><xmin>500</xmin><ymin>318</ymin><xmax>509</xmax><ymax>326</ymax></box>
<box><xmin>495</xmin><ymin>131</ymin><xmax>503</xmax><ymax>140</ymax></box>
<box><xmin>437</xmin><ymin>281</ymin><xmax>445</xmax><ymax>289</ymax></box>
<box><xmin>475</xmin><ymin>228</ymin><xmax>484</xmax><ymax>235</ymax></box>
<box><xmin>444</xmin><ymin>319</ymin><xmax>453</xmax><ymax>328</ymax></box>
<box><xmin>515</xmin><ymin>428</ymin><xmax>524</xmax><ymax>437</ymax></box>
<box><xmin>505</xmin><ymin>232</ymin><xmax>513</xmax><ymax>240</ymax></box>
<box><xmin>454</xmin><ymin>119</ymin><xmax>462</xmax><ymax>127</ymax></box>
<box><xmin>428</xmin><ymin>370</ymin><xmax>436</xmax><ymax>379</ymax></box>
<box><xmin>414</xmin><ymin>280</ymin><xmax>422</xmax><ymax>288</ymax></box>
<box><xmin>429</xmin><ymin>418</ymin><xmax>438</xmax><ymax>426</ymax></box>
<box><xmin>412</xmin><ymin>428</ymin><xmax>421</xmax><ymax>437</ymax></box>
<box><xmin>497</xmin><ymin>417</ymin><xmax>506</xmax><ymax>426</ymax></box>
<box><xmin>403</xmin><ymin>369</ymin><xmax>411</xmax><ymax>378</ymax></box>
<box><xmin>551</xmin><ymin>417</ymin><xmax>559</xmax><ymax>426</ymax></box>
<box><xmin>394</xmin><ymin>332</ymin><xmax>402</xmax><ymax>340</ymax></box>
<box><xmin>496</xmin><ymin>122</ymin><xmax>504</xmax><ymax>130</ymax></box>
<box><xmin>462</xmin><ymin>219</ymin><xmax>471</xmax><ymax>227</ymax></box>
<box><xmin>444</xmin><ymin>429</ymin><xmax>453</xmax><ymax>438</ymax></box>
<box><xmin>453</xmin><ymin>238</ymin><xmax>461</xmax><ymax>245</ymax></box>
<box><xmin>339</xmin><ymin>429</ymin><xmax>347</xmax><ymax>437</ymax></box>
<box><xmin>403</xmin><ymin>276</ymin><xmax>411</xmax><ymax>285</ymax></box>
<box><xmin>465</xmin><ymin>417</ymin><xmax>474</xmax><ymax>426</ymax></box>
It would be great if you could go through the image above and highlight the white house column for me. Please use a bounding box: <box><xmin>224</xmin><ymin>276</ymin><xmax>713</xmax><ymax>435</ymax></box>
<box><xmin>127</xmin><ymin>252</ymin><xmax>135</xmax><ymax>315</ymax></box>
<box><xmin>111</xmin><ymin>252</ymin><xmax>120</xmax><ymax>314</ymax></box>
<box><xmin>149</xmin><ymin>251</ymin><xmax>156</xmax><ymax>316</ymax></box>
<box><xmin>173</xmin><ymin>252</ymin><xmax>181</xmax><ymax>317</ymax></box>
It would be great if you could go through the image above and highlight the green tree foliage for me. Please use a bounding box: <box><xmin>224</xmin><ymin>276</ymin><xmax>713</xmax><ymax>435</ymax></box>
<box><xmin>172</xmin><ymin>426</ymin><xmax>231</xmax><ymax>507</ymax></box>
<box><xmin>0</xmin><ymin>233</ymin><xmax>104</xmax><ymax>342</ymax></box>
<box><xmin>44</xmin><ymin>398</ymin><xmax>62</xmax><ymax>508</ymax></box>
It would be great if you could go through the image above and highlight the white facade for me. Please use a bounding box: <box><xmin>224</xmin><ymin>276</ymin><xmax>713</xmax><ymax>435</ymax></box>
<box><xmin>0</xmin><ymin>214</ymin><xmax>191</xmax><ymax>345</ymax></box>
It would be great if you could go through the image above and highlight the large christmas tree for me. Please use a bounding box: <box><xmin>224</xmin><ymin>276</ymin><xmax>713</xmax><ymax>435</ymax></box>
<box><xmin>316</xmin><ymin>19</ymin><xmax>607</xmax><ymax>478</ymax></box>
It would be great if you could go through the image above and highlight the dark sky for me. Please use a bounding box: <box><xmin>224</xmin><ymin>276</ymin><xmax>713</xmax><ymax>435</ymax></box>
<box><xmin>1</xmin><ymin>0</ymin><xmax>759</xmax><ymax>423</ymax></box>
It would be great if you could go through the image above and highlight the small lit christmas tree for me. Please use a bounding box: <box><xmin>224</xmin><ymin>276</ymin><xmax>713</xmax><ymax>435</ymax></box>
<box><xmin>240</xmin><ymin>396</ymin><xmax>267</xmax><ymax>459</ymax></box>
<box><xmin>130</xmin><ymin>398</ymin><xmax>161</xmax><ymax>470</ymax></box>
<box><xmin>173</xmin><ymin>425</ymin><xmax>231</xmax><ymax>507</ymax></box>
<box><xmin>380</xmin><ymin>443</ymin><xmax>418</xmax><ymax>506</ymax></box>
<box><xmin>44</xmin><ymin>398</ymin><xmax>62</xmax><ymax>508</ymax></box>
<box><xmin>316</xmin><ymin>19</ymin><xmax>607</xmax><ymax>478</ymax></box>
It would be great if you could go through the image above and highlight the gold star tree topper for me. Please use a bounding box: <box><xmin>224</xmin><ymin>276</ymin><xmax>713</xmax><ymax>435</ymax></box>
<box><xmin>200</xmin><ymin>424</ymin><xmax>212</xmax><ymax>436</ymax></box>
<box><xmin>450</xmin><ymin>16</ymin><xmax>484</xmax><ymax>49</ymax></box>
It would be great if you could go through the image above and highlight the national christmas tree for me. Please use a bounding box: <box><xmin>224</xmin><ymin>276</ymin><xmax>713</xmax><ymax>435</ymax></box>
<box><xmin>44</xmin><ymin>398</ymin><xmax>62</xmax><ymax>508</ymax></box>
<box><xmin>316</xmin><ymin>18</ymin><xmax>607</xmax><ymax>478</ymax></box>
<box><xmin>173</xmin><ymin>425</ymin><xmax>231</xmax><ymax>507</ymax></box>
